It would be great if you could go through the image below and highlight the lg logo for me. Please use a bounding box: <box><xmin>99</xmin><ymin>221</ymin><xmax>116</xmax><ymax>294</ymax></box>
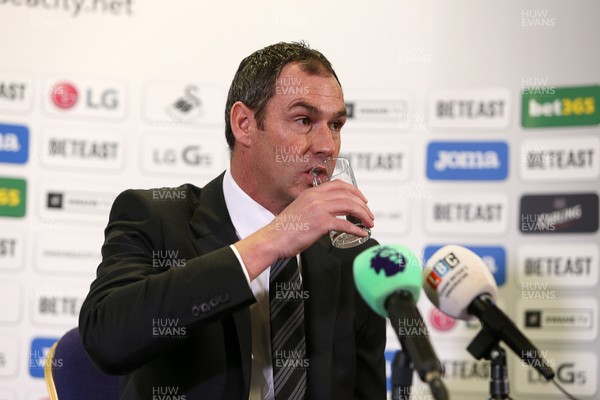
<box><xmin>528</xmin><ymin>362</ymin><xmax>587</xmax><ymax>385</ymax></box>
<box><xmin>153</xmin><ymin>145</ymin><xmax>212</xmax><ymax>167</ymax></box>
<box><xmin>51</xmin><ymin>82</ymin><xmax>78</xmax><ymax>109</ymax></box>
<box><xmin>142</xmin><ymin>133</ymin><xmax>223</xmax><ymax>176</ymax></box>
<box><xmin>46</xmin><ymin>78</ymin><xmax>126</xmax><ymax>119</ymax></box>
<box><xmin>51</xmin><ymin>82</ymin><xmax>119</xmax><ymax>110</ymax></box>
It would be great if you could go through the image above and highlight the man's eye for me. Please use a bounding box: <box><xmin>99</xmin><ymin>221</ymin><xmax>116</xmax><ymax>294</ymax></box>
<box><xmin>296</xmin><ymin>117</ymin><xmax>310</xmax><ymax>126</ymax></box>
<box><xmin>331</xmin><ymin>121</ymin><xmax>343</xmax><ymax>131</ymax></box>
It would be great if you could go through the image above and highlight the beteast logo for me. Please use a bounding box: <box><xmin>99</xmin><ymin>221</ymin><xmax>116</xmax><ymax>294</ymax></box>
<box><xmin>370</xmin><ymin>246</ymin><xmax>406</xmax><ymax>277</ymax></box>
<box><xmin>0</xmin><ymin>80</ymin><xmax>26</xmax><ymax>102</ymax></box>
<box><xmin>524</xmin><ymin>255</ymin><xmax>592</xmax><ymax>277</ymax></box>
<box><xmin>45</xmin><ymin>78</ymin><xmax>126</xmax><ymax>120</ymax></box>
<box><xmin>427</xmin><ymin>141</ymin><xmax>508</xmax><ymax>180</ymax></box>
<box><xmin>0</xmin><ymin>232</ymin><xmax>23</xmax><ymax>272</ymax></box>
<box><xmin>518</xmin><ymin>244</ymin><xmax>598</xmax><ymax>288</ymax></box>
<box><xmin>426</xmin><ymin>193</ymin><xmax>508</xmax><ymax>235</ymax></box>
<box><xmin>342</xmin><ymin>152</ymin><xmax>404</xmax><ymax>172</ymax></box>
<box><xmin>0</xmin><ymin>237</ymin><xmax>18</xmax><ymax>258</ymax></box>
<box><xmin>435</xmin><ymin>99</ymin><xmax>506</xmax><ymax>119</ymax></box>
<box><xmin>41</xmin><ymin>128</ymin><xmax>124</xmax><ymax>172</ymax></box>
<box><xmin>384</xmin><ymin>351</ymin><xmax>490</xmax><ymax>393</ymax></box>
<box><xmin>522</xmin><ymin>84</ymin><xmax>600</xmax><ymax>127</ymax></box>
<box><xmin>429</xmin><ymin>88</ymin><xmax>511</xmax><ymax>129</ymax></box>
<box><xmin>51</xmin><ymin>82</ymin><xmax>78</xmax><ymax>109</ymax></box>
<box><xmin>424</xmin><ymin>245</ymin><xmax>506</xmax><ymax>286</ymax></box>
<box><xmin>0</xmin><ymin>123</ymin><xmax>29</xmax><ymax>164</ymax></box>
<box><xmin>520</xmin><ymin>136</ymin><xmax>600</xmax><ymax>181</ymax></box>
<box><xmin>520</xmin><ymin>193</ymin><xmax>599</xmax><ymax>234</ymax></box>
<box><xmin>442</xmin><ymin>358</ymin><xmax>490</xmax><ymax>381</ymax></box>
<box><xmin>0</xmin><ymin>70</ymin><xmax>34</xmax><ymax>115</ymax></box>
<box><xmin>48</xmin><ymin>138</ymin><xmax>119</xmax><ymax>159</ymax></box>
<box><xmin>0</xmin><ymin>75</ymin><xmax>31</xmax><ymax>113</ymax></box>
<box><xmin>337</xmin><ymin>139</ymin><xmax>411</xmax><ymax>181</ymax></box>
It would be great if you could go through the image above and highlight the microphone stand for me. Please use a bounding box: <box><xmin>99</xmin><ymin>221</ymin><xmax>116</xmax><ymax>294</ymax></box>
<box><xmin>467</xmin><ymin>328</ymin><xmax>513</xmax><ymax>400</ymax></box>
<box><xmin>386</xmin><ymin>292</ymin><xmax>448</xmax><ymax>400</ymax></box>
<box><xmin>488</xmin><ymin>346</ymin><xmax>511</xmax><ymax>400</ymax></box>
<box><xmin>391</xmin><ymin>350</ymin><xmax>414</xmax><ymax>400</ymax></box>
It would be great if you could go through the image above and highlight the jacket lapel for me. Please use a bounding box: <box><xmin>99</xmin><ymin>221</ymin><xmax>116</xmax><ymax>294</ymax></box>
<box><xmin>187</xmin><ymin>172</ymin><xmax>253</xmax><ymax>396</ymax></box>
<box><xmin>301</xmin><ymin>237</ymin><xmax>342</xmax><ymax>400</ymax></box>
<box><xmin>188</xmin><ymin>173</ymin><xmax>239</xmax><ymax>250</ymax></box>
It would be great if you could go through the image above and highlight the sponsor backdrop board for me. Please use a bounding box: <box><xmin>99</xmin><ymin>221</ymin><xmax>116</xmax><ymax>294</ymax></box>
<box><xmin>0</xmin><ymin>1</ymin><xmax>599</xmax><ymax>399</ymax></box>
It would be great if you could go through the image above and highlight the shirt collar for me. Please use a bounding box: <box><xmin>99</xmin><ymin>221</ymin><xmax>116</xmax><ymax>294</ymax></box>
<box><xmin>222</xmin><ymin>169</ymin><xmax>275</xmax><ymax>240</ymax></box>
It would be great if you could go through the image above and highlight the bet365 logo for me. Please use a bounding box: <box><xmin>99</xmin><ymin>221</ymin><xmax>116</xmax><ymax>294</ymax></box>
<box><xmin>0</xmin><ymin>177</ymin><xmax>26</xmax><ymax>217</ymax></box>
<box><xmin>522</xmin><ymin>85</ymin><xmax>600</xmax><ymax>127</ymax></box>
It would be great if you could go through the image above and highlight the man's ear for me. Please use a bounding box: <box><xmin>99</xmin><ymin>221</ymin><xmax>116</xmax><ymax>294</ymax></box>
<box><xmin>230</xmin><ymin>101</ymin><xmax>254</xmax><ymax>148</ymax></box>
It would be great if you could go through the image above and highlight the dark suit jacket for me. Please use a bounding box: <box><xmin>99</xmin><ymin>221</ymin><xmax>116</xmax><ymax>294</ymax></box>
<box><xmin>79</xmin><ymin>173</ymin><xmax>386</xmax><ymax>400</ymax></box>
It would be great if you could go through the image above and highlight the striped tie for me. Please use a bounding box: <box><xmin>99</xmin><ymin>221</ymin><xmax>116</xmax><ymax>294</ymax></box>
<box><xmin>269</xmin><ymin>257</ymin><xmax>307</xmax><ymax>400</ymax></box>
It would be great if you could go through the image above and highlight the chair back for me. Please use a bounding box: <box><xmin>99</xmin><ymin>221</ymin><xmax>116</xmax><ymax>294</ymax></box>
<box><xmin>45</xmin><ymin>327</ymin><xmax>120</xmax><ymax>400</ymax></box>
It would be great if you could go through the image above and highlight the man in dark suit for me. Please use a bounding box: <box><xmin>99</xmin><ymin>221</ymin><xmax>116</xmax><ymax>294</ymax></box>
<box><xmin>79</xmin><ymin>41</ymin><xmax>386</xmax><ymax>400</ymax></box>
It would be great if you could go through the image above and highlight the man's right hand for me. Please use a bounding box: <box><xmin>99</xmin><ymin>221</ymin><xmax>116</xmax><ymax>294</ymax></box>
<box><xmin>234</xmin><ymin>180</ymin><xmax>374</xmax><ymax>281</ymax></box>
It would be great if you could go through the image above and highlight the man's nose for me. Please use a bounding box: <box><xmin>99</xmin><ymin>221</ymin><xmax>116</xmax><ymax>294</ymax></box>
<box><xmin>310</xmin><ymin>123</ymin><xmax>337</xmax><ymax>158</ymax></box>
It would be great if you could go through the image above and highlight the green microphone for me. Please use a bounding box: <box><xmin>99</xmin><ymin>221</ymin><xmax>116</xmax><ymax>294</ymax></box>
<box><xmin>353</xmin><ymin>244</ymin><xmax>448</xmax><ymax>400</ymax></box>
<box><xmin>353</xmin><ymin>244</ymin><xmax>422</xmax><ymax>317</ymax></box>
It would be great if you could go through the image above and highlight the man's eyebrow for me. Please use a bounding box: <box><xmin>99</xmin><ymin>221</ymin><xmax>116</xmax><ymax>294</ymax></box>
<box><xmin>288</xmin><ymin>100</ymin><xmax>347</xmax><ymax>118</ymax></box>
<box><xmin>288</xmin><ymin>101</ymin><xmax>319</xmax><ymax>114</ymax></box>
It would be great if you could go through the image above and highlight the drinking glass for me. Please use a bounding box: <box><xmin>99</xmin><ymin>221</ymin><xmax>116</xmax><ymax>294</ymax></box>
<box><xmin>310</xmin><ymin>157</ymin><xmax>371</xmax><ymax>249</ymax></box>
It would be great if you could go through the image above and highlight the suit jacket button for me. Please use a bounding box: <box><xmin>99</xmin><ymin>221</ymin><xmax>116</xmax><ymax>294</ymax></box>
<box><xmin>218</xmin><ymin>293</ymin><xmax>230</xmax><ymax>303</ymax></box>
<box><xmin>192</xmin><ymin>305</ymin><xmax>200</xmax><ymax>316</ymax></box>
<box><xmin>209</xmin><ymin>297</ymin><xmax>219</xmax><ymax>307</ymax></box>
<box><xmin>200</xmin><ymin>302</ymin><xmax>211</xmax><ymax>313</ymax></box>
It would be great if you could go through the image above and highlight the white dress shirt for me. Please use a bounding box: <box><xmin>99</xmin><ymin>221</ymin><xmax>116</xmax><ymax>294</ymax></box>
<box><xmin>222</xmin><ymin>169</ymin><xmax>277</xmax><ymax>400</ymax></box>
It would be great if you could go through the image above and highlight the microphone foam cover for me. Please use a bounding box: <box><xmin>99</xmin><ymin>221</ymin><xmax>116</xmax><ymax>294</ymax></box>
<box><xmin>353</xmin><ymin>244</ymin><xmax>422</xmax><ymax>318</ymax></box>
<box><xmin>423</xmin><ymin>245</ymin><xmax>498</xmax><ymax>320</ymax></box>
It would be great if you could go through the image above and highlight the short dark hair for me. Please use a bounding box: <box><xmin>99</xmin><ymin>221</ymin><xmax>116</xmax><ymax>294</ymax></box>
<box><xmin>224</xmin><ymin>41</ymin><xmax>340</xmax><ymax>150</ymax></box>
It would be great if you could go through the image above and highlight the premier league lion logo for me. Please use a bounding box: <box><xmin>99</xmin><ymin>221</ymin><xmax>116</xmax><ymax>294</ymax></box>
<box><xmin>370</xmin><ymin>246</ymin><xmax>407</xmax><ymax>277</ymax></box>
